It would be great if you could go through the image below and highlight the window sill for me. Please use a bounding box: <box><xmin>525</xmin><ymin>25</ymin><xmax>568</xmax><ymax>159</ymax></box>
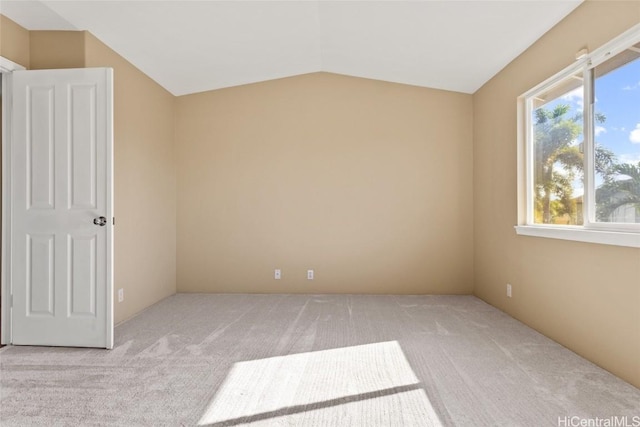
<box><xmin>514</xmin><ymin>225</ymin><xmax>640</xmax><ymax>248</ymax></box>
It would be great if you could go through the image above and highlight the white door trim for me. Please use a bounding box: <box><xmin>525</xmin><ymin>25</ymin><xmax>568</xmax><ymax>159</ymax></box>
<box><xmin>0</xmin><ymin>56</ymin><xmax>26</xmax><ymax>344</ymax></box>
<box><xmin>0</xmin><ymin>57</ymin><xmax>26</xmax><ymax>73</ymax></box>
<box><xmin>105</xmin><ymin>71</ymin><xmax>114</xmax><ymax>349</ymax></box>
<box><xmin>1</xmin><ymin>56</ymin><xmax>26</xmax><ymax>345</ymax></box>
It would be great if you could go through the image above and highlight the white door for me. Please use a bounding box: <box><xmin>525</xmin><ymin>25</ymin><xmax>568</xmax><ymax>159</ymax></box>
<box><xmin>5</xmin><ymin>68</ymin><xmax>113</xmax><ymax>348</ymax></box>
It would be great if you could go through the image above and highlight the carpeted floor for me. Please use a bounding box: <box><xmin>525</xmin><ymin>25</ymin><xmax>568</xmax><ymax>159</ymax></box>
<box><xmin>0</xmin><ymin>294</ymin><xmax>638</xmax><ymax>426</ymax></box>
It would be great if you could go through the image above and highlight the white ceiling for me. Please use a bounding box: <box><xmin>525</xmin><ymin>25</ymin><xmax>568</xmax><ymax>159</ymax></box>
<box><xmin>1</xmin><ymin>0</ymin><xmax>582</xmax><ymax>96</ymax></box>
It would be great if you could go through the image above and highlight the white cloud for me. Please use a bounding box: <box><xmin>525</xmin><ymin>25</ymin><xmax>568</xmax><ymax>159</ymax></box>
<box><xmin>619</xmin><ymin>153</ymin><xmax>640</xmax><ymax>165</ymax></box>
<box><xmin>630</xmin><ymin>123</ymin><xmax>640</xmax><ymax>144</ymax></box>
<box><xmin>561</xmin><ymin>87</ymin><xmax>584</xmax><ymax>112</ymax></box>
<box><xmin>594</xmin><ymin>126</ymin><xmax>606</xmax><ymax>136</ymax></box>
<box><xmin>562</xmin><ymin>87</ymin><xmax>583</xmax><ymax>101</ymax></box>
<box><xmin>623</xmin><ymin>81</ymin><xmax>640</xmax><ymax>91</ymax></box>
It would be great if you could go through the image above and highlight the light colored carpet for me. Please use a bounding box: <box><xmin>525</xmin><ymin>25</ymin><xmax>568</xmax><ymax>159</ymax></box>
<box><xmin>0</xmin><ymin>294</ymin><xmax>638</xmax><ymax>426</ymax></box>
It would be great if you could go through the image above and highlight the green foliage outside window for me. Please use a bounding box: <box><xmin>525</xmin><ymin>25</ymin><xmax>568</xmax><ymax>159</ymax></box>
<box><xmin>532</xmin><ymin>104</ymin><xmax>638</xmax><ymax>224</ymax></box>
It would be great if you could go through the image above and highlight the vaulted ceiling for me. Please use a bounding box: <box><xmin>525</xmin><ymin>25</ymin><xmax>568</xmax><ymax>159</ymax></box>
<box><xmin>1</xmin><ymin>0</ymin><xmax>582</xmax><ymax>96</ymax></box>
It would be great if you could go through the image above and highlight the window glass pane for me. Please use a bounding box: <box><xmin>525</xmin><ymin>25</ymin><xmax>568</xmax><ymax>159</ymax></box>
<box><xmin>531</xmin><ymin>71</ymin><xmax>585</xmax><ymax>225</ymax></box>
<box><xmin>593</xmin><ymin>44</ymin><xmax>640</xmax><ymax>224</ymax></box>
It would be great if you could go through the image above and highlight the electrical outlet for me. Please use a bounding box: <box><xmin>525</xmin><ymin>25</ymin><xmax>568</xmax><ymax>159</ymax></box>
<box><xmin>274</xmin><ymin>269</ymin><xmax>281</xmax><ymax>280</ymax></box>
<box><xmin>506</xmin><ymin>284</ymin><xmax>512</xmax><ymax>298</ymax></box>
<box><xmin>307</xmin><ymin>269</ymin><xmax>314</xmax><ymax>280</ymax></box>
<box><xmin>118</xmin><ymin>288</ymin><xmax>124</xmax><ymax>303</ymax></box>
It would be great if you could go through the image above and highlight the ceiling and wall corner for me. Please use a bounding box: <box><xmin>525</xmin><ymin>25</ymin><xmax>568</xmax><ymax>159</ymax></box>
<box><xmin>1</xmin><ymin>0</ymin><xmax>582</xmax><ymax>96</ymax></box>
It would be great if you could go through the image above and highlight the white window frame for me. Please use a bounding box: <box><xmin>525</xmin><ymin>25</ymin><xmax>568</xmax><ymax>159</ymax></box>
<box><xmin>516</xmin><ymin>24</ymin><xmax>640</xmax><ymax>249</ymax></box>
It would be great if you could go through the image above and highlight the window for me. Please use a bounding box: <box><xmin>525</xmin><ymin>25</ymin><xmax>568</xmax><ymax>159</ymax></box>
<box><xmin>517</xmin><ymin>24</ymin><xmax>640</xmax><ymax>248</ymax></box>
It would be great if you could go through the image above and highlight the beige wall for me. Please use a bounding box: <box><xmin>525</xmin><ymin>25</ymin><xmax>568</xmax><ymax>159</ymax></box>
<box><xmin>176</xmin><ymin>73</ymin><xmax>474</xmax><ymax>294</ymax></box>
<box><xmin>0</xmin><ymin>15</ymin><xmax>30</xmax><ymax>68</ymax></box>
<box><xmin>473</xmin><ymin>1</ymin><xmax>640</xmax><ymax>388</ymax></box>
<box><xmin>84</xmin><ymin>34</ymin><xmax>177</xmax><ymax>324</ymax></box>
<box><xmin>30</xmin><ymin>31</ymin><xmax>85</xmax><ymax>70</ymax></box>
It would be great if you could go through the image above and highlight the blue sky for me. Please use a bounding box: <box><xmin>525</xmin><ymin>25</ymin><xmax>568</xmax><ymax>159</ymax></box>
<box><xmin>592</xmin><ymin>56</ymin><xmax>640</xmax><ymax>166</ymax></box>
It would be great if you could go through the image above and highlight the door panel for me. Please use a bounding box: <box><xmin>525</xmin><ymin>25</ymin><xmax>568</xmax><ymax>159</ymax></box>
<box><xmin>27</xmin><ymin>233</ymin><xmax>55</xmax><ymax>316</ymax></box>
<box><xmin>9</xmin><ymin>68</ymin><xmax>113</xmax><ymax>348</ymax></box>
<box><xmin>70</xmin><ymin>84</ymin><xmax>97</xmax><ymax>210</ymax></box>
<box><xmin>27</xmin><ymin>86</ymin><xmax>55</xmax><ymax>210</ymax></box>
<box><xmin>69</xmin><ymin>233</ymin><xmax>97</xmax><ymax>317</ymax></box>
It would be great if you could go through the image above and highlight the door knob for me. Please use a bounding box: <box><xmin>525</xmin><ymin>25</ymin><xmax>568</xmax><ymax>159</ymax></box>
<box><xmin>93</xmin><ymin>216</ymin><xmax>107</xmax><ymax>226</ymax></box>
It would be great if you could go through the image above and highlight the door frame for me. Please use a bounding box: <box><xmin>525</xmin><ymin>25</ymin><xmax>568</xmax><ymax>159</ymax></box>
<box><xmin>1</xmin><ymin>56</ymin><xmax>26</xmax><ymax>345</ymax></box>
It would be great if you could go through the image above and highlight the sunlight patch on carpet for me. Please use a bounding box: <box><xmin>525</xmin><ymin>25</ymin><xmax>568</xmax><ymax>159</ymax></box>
<box><xmin>198</xmin><ymin>341</ymin><xmax>442</xmax><ymax>426</ymax></box>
